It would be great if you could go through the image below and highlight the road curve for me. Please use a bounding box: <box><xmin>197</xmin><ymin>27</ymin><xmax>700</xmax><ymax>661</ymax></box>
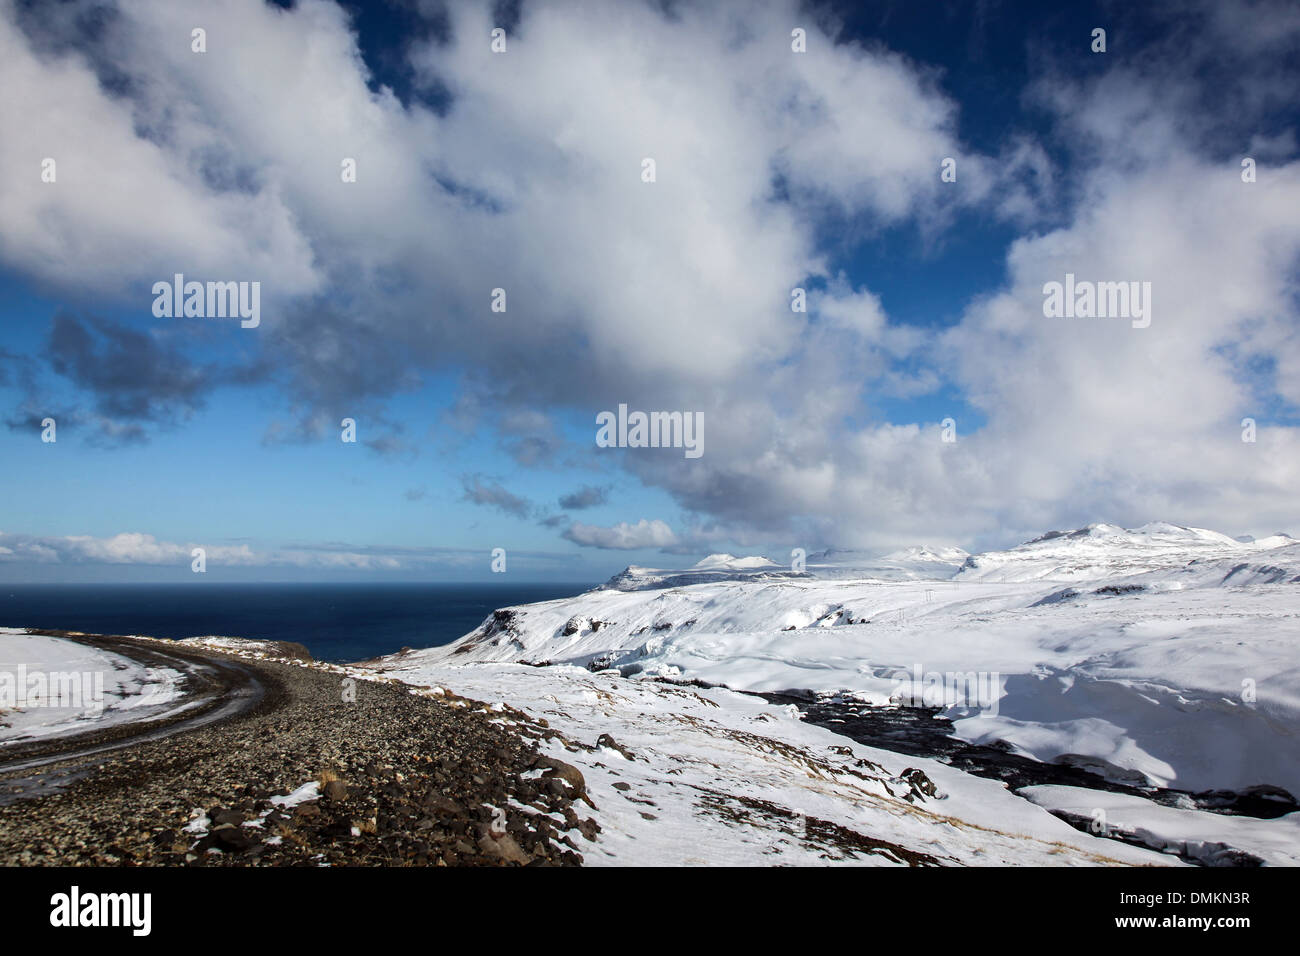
<box><xmin>0</xmin><ymin>631</ymin><xmax>272</xmax><ymax>804</ymax></box>
<box><xmin>0</xmin><ymin>634</ymin><xmax>588</xmax><ymax>866</ymax></box>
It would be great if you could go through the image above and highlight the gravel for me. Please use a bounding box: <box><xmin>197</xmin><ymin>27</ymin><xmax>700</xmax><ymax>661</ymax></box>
<box><xmin>0</xmin><ymin>643</ymin><xmax>594</xmax><ymax>866</ymax></box>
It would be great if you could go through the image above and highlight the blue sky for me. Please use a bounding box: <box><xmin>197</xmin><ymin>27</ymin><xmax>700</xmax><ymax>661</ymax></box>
<box><xmin>0</xmin><ymin>265</ymin><xmax>691</xmax><ymax>581</ymax></box>
<box><xmin>0</xmin><ymin>0</ymin><xmax>1297</xmax><ymax>581</ymax></box>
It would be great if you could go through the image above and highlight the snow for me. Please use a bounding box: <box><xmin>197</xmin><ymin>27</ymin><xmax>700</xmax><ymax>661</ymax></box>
<box><xmin>692</xmin><ymin>553</ymin><xmax>779</xmax><ymax>570</ymax></box>
<box><xmin>181</xmin><ymin>781</ymin><xmax>321</xmax><ymax>844</ymax></box>
<box><xmin>0</xmin><ymin>629</ymin><xmax>192</xmax><ymax>744</ymax></box>
<box><xmin>356</xmin><ymin>521</ymin><xmax>1298</xmax><ymax>864</ymax></box>
<box><xmin>270</xmin><ymin>781</ymin><xmax>321</xmax><ymax>809</ymax></box>
<box><xmin>598</xmin><ymin>544</ymin><xmax>972</xmax><ymax>590</ymax></box>
<box><xmin>177</xmin><ymin>636</ymin><xmax>290</xmax><ymax>656</ymax></box>
<box><xmin>804</xmin><ymin>545</ymin><xmax>971</xmax><ymax>581</ymax></box>
<box><xmin>363</xmin><ymin>659</ymin><xmax>1173</xmax><ymax>866</ymax></box>
<box><xmin>955</xmin><ymin>521</ymin><xmax>1296</xmax><ymax>583</ymax></box>
<box><xmin>880</xmin><ymin>545</ymin><xmax>971</xmax><ymax>564</ymax></box>
<box><xmin>1020</xmin><ymin>786</ymin><xmax>1300</xmax><ymax>866</ymax></box>
<box><xmin>6</xmin><ymin>519</ymin><xmax>1295</xmax><ymax>865</ymax></box>
<box><xmin>603</xmin><ymin>560</ymin><xmax>803</xmax><ymax>592</ymax></box>
<box><xmin>415</xmin><ymin>523</ymin><xmax>1300</xmax><ymax>797</ymax></box>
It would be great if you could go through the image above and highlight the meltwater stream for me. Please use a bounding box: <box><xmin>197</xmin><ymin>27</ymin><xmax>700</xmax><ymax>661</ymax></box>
<box><xmin>755</xmin><ymin>690</ymin><xmax>1298</xmax><ymax>867</ymax></box>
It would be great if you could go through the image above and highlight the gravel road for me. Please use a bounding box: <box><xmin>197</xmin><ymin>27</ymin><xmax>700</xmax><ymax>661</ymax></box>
<box><xmin>0</xmin><ymin>635</ymin><xmax>593</xmax><ymax>866</ymax></box>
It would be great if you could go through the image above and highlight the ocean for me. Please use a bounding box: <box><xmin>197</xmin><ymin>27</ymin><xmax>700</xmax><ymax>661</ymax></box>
<box><xmin>0</xmin><ymin>582</ymin><xmax>595</xmax><ymax>663</ymax></box>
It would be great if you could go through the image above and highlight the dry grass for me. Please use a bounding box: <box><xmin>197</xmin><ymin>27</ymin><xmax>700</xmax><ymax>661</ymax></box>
<box><xmin>317</xmin><ymin>767</ymin><xmax>341</xmax><ymax>788</ymax></box>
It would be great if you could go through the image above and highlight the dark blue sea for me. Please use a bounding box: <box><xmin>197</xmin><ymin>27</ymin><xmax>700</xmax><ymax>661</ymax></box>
<box><xmin>0</xmin><ymin>583</ymin><xmax>595</xmax><ymax>662</ymax></box>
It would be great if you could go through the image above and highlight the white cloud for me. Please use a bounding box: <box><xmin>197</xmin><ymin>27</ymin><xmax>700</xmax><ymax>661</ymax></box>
<box><xmin>564</xmin><ymin>519</ymin><xmax>678</xmax><ymax>550</ymax></box>
<box><xmin>0</xmin><ymin>531</ymin><xmax>411</xmax><ymax>570</ymax></box>
<box><xmin>0</xmin><ymin>531</ymin><xmax>253</xmax><ymax>566</ymax></box>
<box><xmin>0</xmin><ymin>1</ymin><xmax>320</xmax><ymax>301</ymax></box>
<box><xmin>0</xmin><ymin>0</ymin><xmax>1296</xmax><ymax>553</ymax></box>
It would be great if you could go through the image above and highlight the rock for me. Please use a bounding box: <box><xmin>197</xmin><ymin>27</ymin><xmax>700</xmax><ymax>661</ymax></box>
<box><xmin>612</xmin><ymin>781</ymin><xmax>631</xmax><ymax>791</ymax></box>
<box><xmin>537</xmin><ymin>757</ymin><xmax>586</xmax><ymax>795</ymax></box>
<box><xmin>212</xmin><ymin>826</ymin><xmax>256</xmax><ymax>852</ymax></box>
<box><xmin>596</xmin><ymin>734</ymin><xmax>634</xmax><ymax>759</ymax></box>
<box><xmin>320</xmin><ymin>821</ymin><xmax>353</xmax><ymax>841</ymax></box>
<box><xmin>897</xmin><ymin>768</ymin><xmax>938</xmax><ymax>799</ymax></box>
<box><xmin>477</xmin><ymin>829</ymin><xmax>530</xmax><ymax>865</ymax></box>
<box><xmin>425</xmin><ymin>793</ymin><xmax>462</xmax><ymax>816</ymax></box>
<box><xmin>0</xmin><ymin>637</ymin><xmax>586</xmax><ymax>869</ymax></box>
<box><xmin>267</xmin><ymin>641</ymin><xmax>313</xmax><ymax>661</ymax></box>
<box><xmin>323</xmin><ymin>780</ymin><xmax>350</xmax><ymax>802</ymax></box>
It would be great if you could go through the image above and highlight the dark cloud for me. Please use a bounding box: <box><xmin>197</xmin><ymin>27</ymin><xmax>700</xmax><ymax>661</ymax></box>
<box><xmin>502</xmin><ymin>433</ymin><xmax>562</xmax><ymax>467</ymax></box>
<box><xmin>1</xmin><ymin>402</ymin><xmax>141</xmax><ymax>445</ymax></box>
<box><xmin>460</xmin><ymin>474</ymin><xmax>532</xmax><ymax>518</ymax></box>
<box><xmin>1</xmin><ymin>312</ymin><xmax>278</xmax><ymax>446</ymax></box>
<box><xmin>269</xmin><ymin>303</ymin><xmax>424</xmax><ymax>412</ymax></box>
<box><xmin>558</xmin><ymin>484</ymin><xmax>609</xmax><ymax>510</ymax></box>
<box><xmin>40</xmin><ymin>312</ymin><xmax>267</xmax><ymax>428</ymax></box>
<box><xmin>496</xmin><ymin>408</ymin><xmax>569</xmax><ymax>468</ymax></box>
<box><xmin>362</xmin><ymin>433</ymin><xmax>414</xmax><ymax>458</ymax></box>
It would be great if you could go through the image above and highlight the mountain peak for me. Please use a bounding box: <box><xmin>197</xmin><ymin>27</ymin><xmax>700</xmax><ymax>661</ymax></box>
<box><xmin>691</xmin><ymin>553</ymin><xmax>778</xmax><ymax>570</ymax></box>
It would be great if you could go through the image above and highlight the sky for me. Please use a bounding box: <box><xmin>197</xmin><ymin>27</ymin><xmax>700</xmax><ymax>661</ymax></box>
<box><xmin>0</xmin><ymin>0</ymin><xmax>1297</xmax><ymax>582</ymax></box>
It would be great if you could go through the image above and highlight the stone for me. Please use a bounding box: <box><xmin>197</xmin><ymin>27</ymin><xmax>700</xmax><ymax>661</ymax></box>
<box><xmin>477</xmin><ymin>829</ymin><xmax>530</xmax><ymax>865</ymax></box>
<box><xmin>537</xmin><ymin>757</ymin><xmax>585</xmax><ymax>795</ymax></box>
<box><xmin>323</xmin><ymin>780</ymin><xmax>350</xmax><ymax>802</ymax></box>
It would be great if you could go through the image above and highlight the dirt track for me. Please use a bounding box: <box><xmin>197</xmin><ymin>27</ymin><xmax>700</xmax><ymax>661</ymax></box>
<box><xmin>0</xmin><ymin>633</ymin><xmax>594</xmax><ymax>866</ymax></box>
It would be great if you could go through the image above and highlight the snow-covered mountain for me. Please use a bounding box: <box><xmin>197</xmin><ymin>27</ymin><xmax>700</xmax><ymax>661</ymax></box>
<box><xmin>955</xmin><ymin>521</ymin><xmax>1298</xmax><ymax>583</ymax></box>
<box><xmin>604</xmin><ymin>543</ymin><xmax>971</xmax><ymax>591</ymax></box>
<box><xmin>881</xmin><ymin>545</ymin><xmax>971</xmax><ymax>564</ymax></box>
<box><xmin>692</xmin><ymin>553</ymin><xmax>777</xmax><ymax>570</ymax></box>
<box><xmin>368</xmin><ymin>520</ymin><xmax>1300</xmax><ymax>864</ymax></box>
<box><xmin>817</xmin><ymin>544</ymin><xmax>970</xmax><ymax>580</ymax></box>
<box><xmin>602</xmin><ymin>553</ymin><xmax>799</xmax><ymax>591</ymax></box>
<box><xmin>409</xmin><ymin>522</ymin><xmax>1300</xmax><ymax>808</ymax></box>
